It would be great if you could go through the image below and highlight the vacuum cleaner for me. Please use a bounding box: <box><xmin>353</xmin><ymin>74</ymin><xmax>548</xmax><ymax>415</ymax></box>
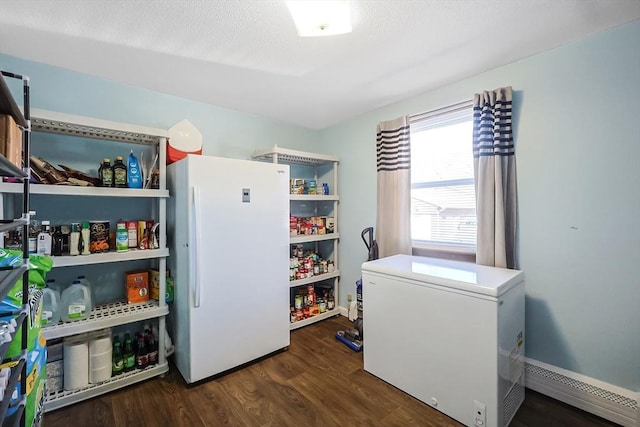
<box><xmin>335</xmin><ymin>227</ymin><xmax>378</xmax><ymax>352</ymax></box>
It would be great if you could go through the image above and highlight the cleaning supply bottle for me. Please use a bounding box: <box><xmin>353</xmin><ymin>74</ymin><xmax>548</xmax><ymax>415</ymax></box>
<box><xmin>81</xmin><ymin>221</ymin><xmax>91</xmax><ymax>255</ymax></box>
<box><xmin>69</xmin><ymin>223</ymin><xmax>81</xmax><ymax>256</ymax></box>
<box><xmin>37</xmin><ymin>220</ymin><xmax>52</xmax><ymax>255</ymax></box>
<box><xmin>127</xmin><ymin>151</ymin><xmax>143</xmax><ymax>189</ymax></box>
<box><xmin>60</xmin><ymin>280</ymin><xmax>92</xmax><ymax>322</ymax></box>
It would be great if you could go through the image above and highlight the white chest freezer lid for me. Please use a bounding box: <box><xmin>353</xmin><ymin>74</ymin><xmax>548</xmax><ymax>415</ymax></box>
<box><xmin>362</xmin><ymin>254</ymin><xmax>523</xmax><ymax>297</ymax></box>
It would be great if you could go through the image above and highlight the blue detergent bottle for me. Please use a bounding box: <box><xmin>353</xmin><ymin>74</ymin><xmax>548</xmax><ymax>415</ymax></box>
<box><xmin>127</xmin><ymin>151</ymin><xmax>143</xmax><ymax>188</ymax></box>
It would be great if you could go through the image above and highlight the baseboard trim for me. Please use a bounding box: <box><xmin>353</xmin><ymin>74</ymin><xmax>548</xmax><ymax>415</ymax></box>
<box><xmin>525</xmin><ymin>358</ymin><xmax>638</xmax><ymax>427</ymax></box>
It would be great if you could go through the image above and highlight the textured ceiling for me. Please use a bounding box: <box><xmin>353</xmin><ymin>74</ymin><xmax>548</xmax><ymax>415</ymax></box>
<box><xmin>1</xmin><ymin>1</ymin><xmax>639</xmax><ymax>129</ymax></box>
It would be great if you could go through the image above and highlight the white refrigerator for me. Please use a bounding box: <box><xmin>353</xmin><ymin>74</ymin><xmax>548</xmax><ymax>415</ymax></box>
<box><xmin>362</xmin><ymin>255</ymin><xmax>525</xmax><ymax>427</ymax></box>
<box><xmin>167</xmin><ymin>155</ymin><xmax>290</xmax><ymax>384</ymax></box>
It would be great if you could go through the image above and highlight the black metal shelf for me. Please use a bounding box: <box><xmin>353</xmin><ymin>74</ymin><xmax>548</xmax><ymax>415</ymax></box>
<box><xmin>0</xmin><ymin>312</ymin><xmax>27</xmax><ymax>361</ymax></box>
<box><xmin>0</xmin><ymin>358</ymin><xmax>26</xmax><ymax>421</ymax></box>
<box><xmin>0</xmin><ymin>73</ymin><xmax>27</xmax><ymax>129</ymax></box>
<box><xmin>0</xmin><ymin>69</ymin><xmax>30</xmax><ymax>427</ymax></box>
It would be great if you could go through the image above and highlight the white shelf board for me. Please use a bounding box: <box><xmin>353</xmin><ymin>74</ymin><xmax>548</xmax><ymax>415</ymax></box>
<box><xmin>0</xmin><ymin>182</ymin><xmax>169</xmax><ymax>198</ymax></box>
<box><xmin>31</xmin><ymin>108</ymin><xmax>168</xmax><ymax>145</ymax></box>
<box><xmin>252</xmin><ymin>146</ymin><xmax>339</xmax><ymax>166</ymax></box>
<box><xmin>42</xmin><ymin>300</ymin><xmax>169</xmax><ymax>340</ymax></box>
<box><xmin>290</xmin><ymin>194</ymin><xmax>339</xmax><ymax>201</ymax></box>
<box><xmin>52</xmin><ymin>248</ymin><xmax>169</xmax><ymax>268</ymax></box>
<box><xmin>290</xmin><ymin>309</ymin><xmax>340</xmax><ymax>330</ymax></box>
<box><xmin>290</xmin><ymin>233</ymin><xmax>339</xmax><ymax>244</ymax></box>
<box><xmin>289</xmin><ymin>270</ymin><xmax>340</xmax><ymax>288</ymax></box>
<box><xmin>44</xmin><ymin>362</ymin><xmax>169</xmax><ymax>412</ymax></box>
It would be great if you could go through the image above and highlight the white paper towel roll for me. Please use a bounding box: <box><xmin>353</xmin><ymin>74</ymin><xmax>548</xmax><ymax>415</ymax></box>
<box><xmin>89</xmin><ymin>365</ymin><xmax>112</xmax><ymax>384</ymax></box>
<box><xmin>64</xmin><ymin>340</ymin><xmax>89</xmax><ymax>390</ymax></box>
<box><xmin>89</xmin><ymin>335</ymin><xmax>112</xmax><ymax>355</ymax></box>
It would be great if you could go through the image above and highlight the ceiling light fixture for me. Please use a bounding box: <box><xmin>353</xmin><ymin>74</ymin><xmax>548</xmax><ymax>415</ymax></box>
<box><xmin>286</xmin><ymin>0</ymin><xmax>352</xmax><ymax>37</ymax></box>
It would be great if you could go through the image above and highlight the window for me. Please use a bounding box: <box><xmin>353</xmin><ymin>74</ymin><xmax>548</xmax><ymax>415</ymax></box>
<box><xmin>409</xmin><ymin>101</ymin><xmax>476</xmax><ymax>253</ymax></box>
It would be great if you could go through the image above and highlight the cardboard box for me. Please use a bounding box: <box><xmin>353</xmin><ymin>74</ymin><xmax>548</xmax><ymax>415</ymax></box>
<box><xmin>125</xmin><ymin>270</ymin><xmax>149</xmax><ymax>304</ymax></box>
<box><xmin>150</xmin><ymin>269</ymin><xmax>174</xmax><ymax>302</ymax></box>
<box><xmin>0</xmin><ymin>114</ymin><xmax>22</xmax><ymax>169</ymax></box>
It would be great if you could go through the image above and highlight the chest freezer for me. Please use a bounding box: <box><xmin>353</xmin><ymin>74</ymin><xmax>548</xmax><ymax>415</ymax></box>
<box><xmin>362</xmin><ymin>254</ymin><xmax>525</xmax><ymax>427</ymax></box>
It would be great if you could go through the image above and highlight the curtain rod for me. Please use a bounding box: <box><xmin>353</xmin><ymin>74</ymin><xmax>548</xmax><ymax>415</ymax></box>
<box><xmin>409</xmin><ymin>99</ymin><xmax>473</xmax><ymax>123</ymax></box>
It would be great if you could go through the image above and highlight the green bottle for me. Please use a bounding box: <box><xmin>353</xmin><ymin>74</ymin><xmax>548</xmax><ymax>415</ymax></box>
<box><xmin>123</xmin><ymin>333</ymin><xmax>135</xmax><ymax>372</ymax></box>
<box><xmin>112</xmin><ymin>339</ymin><xmax>124</xmax><ymax>376</ymax></box>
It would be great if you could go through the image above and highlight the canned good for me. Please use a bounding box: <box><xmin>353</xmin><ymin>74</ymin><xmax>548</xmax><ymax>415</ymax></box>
<box><xmin>294</xmin><ymin>294</ymin><xmax>303</xmax><ymax>309</ymax></box>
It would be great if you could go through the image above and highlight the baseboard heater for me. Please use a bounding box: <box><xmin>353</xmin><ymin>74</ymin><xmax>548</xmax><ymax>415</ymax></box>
<box><xmin>525</xmin><ymin>358</ymin><xmax>638</xmax><ymax>427</ymax></box>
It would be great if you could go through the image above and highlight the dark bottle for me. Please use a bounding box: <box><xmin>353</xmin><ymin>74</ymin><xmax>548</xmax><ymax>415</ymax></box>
<box><xmin>113</xmin><ymin>156</ymin><xmax>127</xmax><ymax>188</ymax></box>
<box><xmin>136</xmin><ymin>334</ymin><xmax>149</xmax><ymax>369</ymax></box>
<box><xmin>99</xmin><ymin>158</ymin><xmax>114</xmax><ymax>187</ymax></box>
<box><xmin>52</xmin><ymin>226</ymin><xmax>64</xmax><ymax>256</ymax></box>
<box><xmin>61</xmin><ymin>224</ymin><xmax>70</xmax><ymax>255</ymax></box>
<box><xmin>146</xmin><ymin>329</ymin><xmax>158</xmax><ymax>366</ymax></box>
<box><xmin>112</xmin><ymin>339</ymin><xmax>124</xmax><ymax>376</ymax></box>
<box><xmin>123</xmin><ymin>333</ymin><xmax>135</xmax><ymax>372</ymax></box>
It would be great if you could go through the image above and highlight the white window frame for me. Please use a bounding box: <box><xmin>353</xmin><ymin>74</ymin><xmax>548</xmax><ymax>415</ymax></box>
<box><xmin>409</xmin><ymin>100</ymin><xmax>476</xmax><ymax>258</ymax></box>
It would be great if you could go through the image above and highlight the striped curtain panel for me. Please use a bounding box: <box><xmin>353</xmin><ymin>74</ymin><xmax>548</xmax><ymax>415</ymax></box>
<box><xmin>376</xmin><ymin>116</ymin><xmax>412</xmax><ymax>258</ymax></box>
<box><xmin>473</xmin><ymin>86</ymin><xmax>518</xmax><ymax>268</ymax></box>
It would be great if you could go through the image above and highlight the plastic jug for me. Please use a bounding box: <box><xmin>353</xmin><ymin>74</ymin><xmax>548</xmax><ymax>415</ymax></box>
<box><xmin>61</xmin><ymin>280</ymin><xmax>92</xmax><ymax>322</ymax></box>
<box><xmin>41</xmin><ymin>287</ymin><xmax>61</xmax><ymax>327</ymax></box>
<box><xmin>76</xmin><ymin>275</ymin><xmax>95</xmax><ymax>311</ymax></box>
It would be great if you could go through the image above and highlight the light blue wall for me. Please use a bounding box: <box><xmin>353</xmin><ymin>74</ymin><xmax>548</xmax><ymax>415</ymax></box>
<box><xmin>320</xmin><ymin>20</ymin><xmax>640</xmax><ymax>391</ymax></box>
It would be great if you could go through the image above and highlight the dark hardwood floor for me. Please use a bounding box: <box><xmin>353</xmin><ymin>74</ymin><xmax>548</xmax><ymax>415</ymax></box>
<box><xmin>45</xmin><ymin>316</ymin><xmax>619</xmax><ymax>426</ymax></box>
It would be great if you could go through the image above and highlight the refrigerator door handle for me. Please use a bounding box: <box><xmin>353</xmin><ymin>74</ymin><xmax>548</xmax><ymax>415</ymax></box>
<box><xmin>192</xmin><ymin>185</ymin><xmax>202</xmax><ymax>308</ymax></box>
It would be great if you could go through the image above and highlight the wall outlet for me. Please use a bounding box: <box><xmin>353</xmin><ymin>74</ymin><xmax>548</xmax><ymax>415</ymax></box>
<box><xmin>474</xmin><ymin>400</ymin><xmax>486</xmax><ymax>426</ymax></box>
<box><xmin>347</xmin><ymin>294</ymin><xmax>353</xmax><ymax>302</ymax></box>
